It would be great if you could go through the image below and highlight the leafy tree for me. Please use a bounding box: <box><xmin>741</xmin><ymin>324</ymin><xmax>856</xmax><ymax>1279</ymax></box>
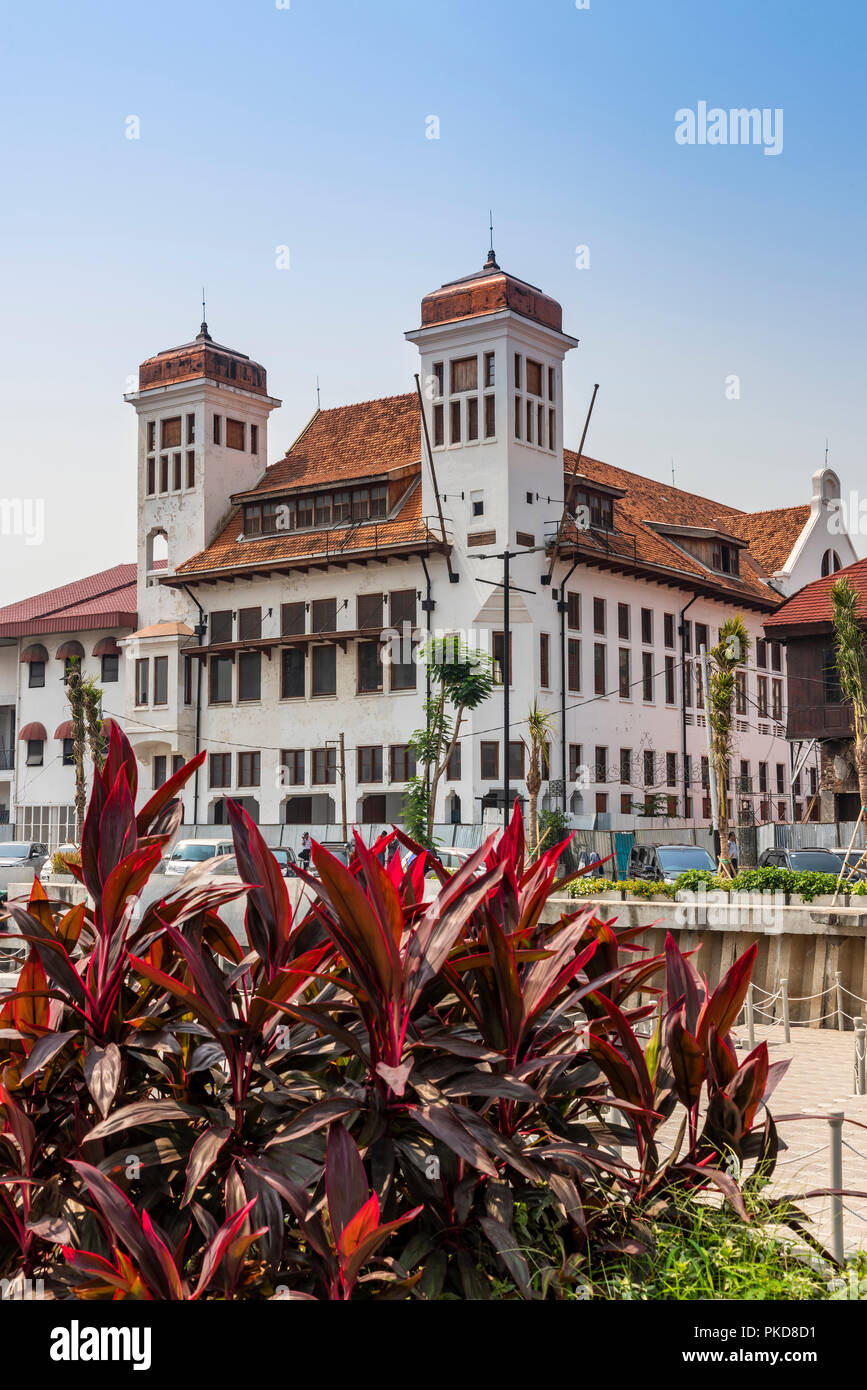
<box><xmin>404</xmin><ymin>638</ymin><xmax>494</xmax><ymax>848</ymax></box>
<box><xmin>831</xmin><ymin>575</ymin><xmax>867</xmax><ymax>813</ymax></box>
<box><xmin>706</xmin><ymin>616</ymin><xmax>750</xmax><ymax>877</ymax></box>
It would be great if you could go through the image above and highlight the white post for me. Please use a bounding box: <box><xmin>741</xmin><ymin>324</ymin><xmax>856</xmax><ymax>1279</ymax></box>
<box><xmin>836</xmin><ymin>970</ymin><xmax>845</xmax><ymax>1031</ymax></box>
<box><xmin>856</xmin><ymin>1024</ymin><xmax>866</xmax><ymax>1097</ymax></box>
<box><xmin>781</xmin><ymin>977</ymin><xmax>791</xmax><ymax>1043</ymax></box>
<box><xmin>746</xmin><ymin>980</ymin><xmax>755</xmax><ymax>1049</ymax></box>
<box><xmin>829</xmin><ymin>1112</ymin><xmax>844</xmax><ymax>1265</ymax></box>
<box><xmin>699</xmin><ymin>645</ymin><xmax>721</xmax><ymax>868</ymax></box>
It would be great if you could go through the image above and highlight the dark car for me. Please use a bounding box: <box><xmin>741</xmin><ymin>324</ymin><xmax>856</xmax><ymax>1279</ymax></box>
<box><xmin>757</xmin><ymin>847</ymin><xmax>848</xmax><ymax>874</ymax></box>
<box><xmin>627</xmin><ymin>842</ymin><xmax>716</xmax><ymax>883</ymax></box>
<box><xmin>0</xmin><ymin>841</ymin><xmax>49</xmax><ymax>874</ymax></box>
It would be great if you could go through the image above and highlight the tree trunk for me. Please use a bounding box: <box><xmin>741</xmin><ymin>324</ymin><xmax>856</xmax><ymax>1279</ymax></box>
<box><xmin>427</xmin><ymin>704</ymin><xmax>464</xmax><ymax>843</ymax></box>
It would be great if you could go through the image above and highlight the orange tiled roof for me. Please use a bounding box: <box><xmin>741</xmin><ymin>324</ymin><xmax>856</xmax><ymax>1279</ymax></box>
<box><xmin>764</xmin><ymin>556</ymin><xmax>867</xmax><ymax>630</ymax></box>
<box><xmin>172</xmin><ymin>395</ymin><xmax>812</xmax><ymax>594</ymax></box>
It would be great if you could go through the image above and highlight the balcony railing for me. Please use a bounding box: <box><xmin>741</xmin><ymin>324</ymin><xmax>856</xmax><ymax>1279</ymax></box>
<box><xmin>0</xmin><ymin>749</ymin><xmax>14</xmax><ymax>771</ymax></box>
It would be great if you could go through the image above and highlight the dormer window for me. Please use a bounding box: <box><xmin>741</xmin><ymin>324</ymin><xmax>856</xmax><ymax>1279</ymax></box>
<box><xmin>575</xmin><ymin>487</ymin><xmax>614</xmax><ymax>530</ymax></box>
<box><xmin>711</xmin><ymin>541</ymin><xmax>739</xmax><ymax>574</ymax></box>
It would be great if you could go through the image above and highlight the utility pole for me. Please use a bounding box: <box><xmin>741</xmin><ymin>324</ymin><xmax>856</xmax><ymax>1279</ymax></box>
<box><xmin>339</xmin><ymin>731</ymin><xmax>348</xmax><ymax>840</ymax></box>
<box><xmin>700</xmin><ymin>644</ymin><xmax>721</xmax><ymax>864</ymax></box>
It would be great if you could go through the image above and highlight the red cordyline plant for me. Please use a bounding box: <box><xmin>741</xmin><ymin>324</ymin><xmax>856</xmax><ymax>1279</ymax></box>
<box><xmin>0</xmin><ymin>723</ymin><xmax>839</xmax><ymax>1299</ymax></box>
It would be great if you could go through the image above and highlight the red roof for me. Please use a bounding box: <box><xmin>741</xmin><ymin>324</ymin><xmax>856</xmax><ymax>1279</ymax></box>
<box><xmin>764</xmin><ymin>556</ymin><xmax>867</xmax><ymax>631</ymax></box>
<box><xmin>0</xmin><ymin>564</ymin><xmax>138</xmax><ymax>638</ymax></box>
<box><xmin>420</xmin><ymin>254</ymin><xmax>564</xmax><ymax>333</ymax></box>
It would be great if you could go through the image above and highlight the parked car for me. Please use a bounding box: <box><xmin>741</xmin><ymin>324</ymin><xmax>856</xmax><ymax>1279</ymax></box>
<box><xmin>272</xmin><ymin>846</ymin><xmax>298</xmax><ymax>877</ymax></box>
<box><xmin>757</xmin><ymin>846</ymin><xmax>848</xmax><ymax>874</ymax></box>
<box><xmin>209</xmin><ymin>848</ymin><xmax>298</xmax><ymax>879</ymax></box>
<box><xmin>162</xmin><ymin>838</ymin><xmax>234</xmax><ymax>875</ymax></box>
<box><xmin>627</xmin><ymin>843</ymin><xmax>716</xmax><ymax>883</ymax></box>
<box><xmin>0</xmin><ymin>841</ymin><xmax>49</xmax><ymax>875</ymax></box>
<box><xmin>39</xmin><ymin>842</ymin><xmax>79</xmax><ymax>883</ymax></box>
<box><xmin>316</xmin><ymin>840</ymin><xmax>354</xmax><ymax>868</ymax></box>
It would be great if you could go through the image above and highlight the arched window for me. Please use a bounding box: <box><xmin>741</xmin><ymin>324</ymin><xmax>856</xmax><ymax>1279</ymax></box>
<box><xmin>821</xmin><ymin>549</ymin><xmax>842</xmax><ymax>577</ymax></box>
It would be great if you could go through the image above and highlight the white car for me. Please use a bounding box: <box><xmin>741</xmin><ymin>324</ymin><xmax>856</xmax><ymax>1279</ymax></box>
<box><xmin>162</xmin><ymin>838</ymin><xmax>234</xmax><ymax>875</ymax></box>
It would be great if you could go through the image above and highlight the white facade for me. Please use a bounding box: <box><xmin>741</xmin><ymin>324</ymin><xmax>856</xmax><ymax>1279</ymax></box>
<box><xmin>2</xmin><ymin>260</ymin><xmax>858</xmax><ymax>841</ymax></box>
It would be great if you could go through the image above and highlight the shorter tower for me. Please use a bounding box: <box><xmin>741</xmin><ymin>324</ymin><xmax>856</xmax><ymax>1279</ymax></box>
<box><xmin>125</xmin><ymin>321</ymin><xmax>281</xmax><ymax>627</ymax></box>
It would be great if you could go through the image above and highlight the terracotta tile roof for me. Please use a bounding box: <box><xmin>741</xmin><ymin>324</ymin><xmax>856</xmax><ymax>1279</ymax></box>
<box><xmin>245</xmin><ymin>393</ymin><xmax>421</xmax><ymax>496</ymax></box>
<box><xmin>563</xmin><ymin>453</ymin><xmax>794</xmax><ymax>605</ymax></box>
<box><xmin>420</xmin><ymin>256</ymin><xmax>564</xmax><ymax>333</ymax></box>
<box><xmin>0</xmin><ymin>564</ymin><xmax>138</xmax><ymax>638</ymax></box>
<box><xmin>727</xmin><ymin>506</ymin><xmax>809</xmax><ymax>573</ymax></box>
<box><xmin>171</xmin><ymin>395</ymin><xmax>812</xmax><ymax>596</ymax></box>
<box><xmin>764</xmin><ymin>556</ymin><xmax>867</xmax><ymax>630</ymax></box>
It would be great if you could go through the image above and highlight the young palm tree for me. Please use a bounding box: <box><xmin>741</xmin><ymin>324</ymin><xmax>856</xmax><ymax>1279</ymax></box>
<box><xmin>707</xmin><ymin>615</ymin><xmax>750</xmax><ymax>877</ymax></box>
<box><xmin>65</xmin><ymin>661</ymin><xmax>88</xmax><ymax>838</ymax></box>
<box><xmin>82</xmin><ymin>676</ymin><xmax>107</xmax><ymax>774</ymax></box>
<box><xmin>524</xmin><ymin>701</ymin><xmax>556</xmax><ymax>855</ymax></box>
<box><xmin>830</xmin><ymin>575</ymin><xmax>867</xmax><ymax>813</ymax></box>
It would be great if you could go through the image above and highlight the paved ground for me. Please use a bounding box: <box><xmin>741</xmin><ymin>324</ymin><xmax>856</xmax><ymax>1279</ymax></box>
<box><xmin>732</xmin><ymin>1022</ymin><xmax>867</xmax><ymax>1255</ymax></box>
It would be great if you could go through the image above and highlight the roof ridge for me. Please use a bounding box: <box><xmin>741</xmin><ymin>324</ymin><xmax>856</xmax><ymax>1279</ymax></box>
<box><xmin>0</xmin><ymin>562</ymin><xmax>137</xmax><ymax>621</ymax></box>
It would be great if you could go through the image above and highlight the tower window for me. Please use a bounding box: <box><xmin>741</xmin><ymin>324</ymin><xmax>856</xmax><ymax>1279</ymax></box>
<box><xmin>514</xmin><ymin>396</ymin><xmax>521</xmax><ymax>439</ymax></box>
<box><xmin>186</xmin><ymin>413</ymin><xmax>195</xmax><ymax>444</ymax></box>
<box><xmin>548</xmin><ymin>366</ymin><xmax>555</xmax><ymax>400</ymax></box>
<box><xmin>548</xmin><ymin>408</ymin><xmax>556</xmax><ymax>451</ymax></box>
<box><xmin>450</xmin><ymin>356</ymin><xmax>477</xmax><ymax>393</ymax></box>
<box><xmin>822</xmin><ymin>548</ymin><xmax>842</xmax><ymax>577</ymax></box>
<box><xmin>450</xmin><ymin>400</ymin><xmax>461</xmax><ymax>444</ymax></box>
<box><xmin>226</xmin><ymin>418</ymin><xmax>245</xmax><ymax>451</ymax></box>
<box><xmin>153</xmin><ymin>656</ymin><xmax>168</xmax><ymax>705</ymax></box>
<box><xmin>213</xmin><ymin>415</ymin><xmax>222</xmax><ymax>445</ymax></box>
<box><xmin>484</xmin><ymin>352</ymin><xmax>495</xmax><ymax>387</ymax></box>
<box><xmin>173</xmin><ymin>453</ymin><xmax>181</xmax><ymax>491</ymax></box>
<box><xmin>146</xmin><ymin>458</ymin><xmax>155</xmax><ymax>496</ymax></box>
<box><xmin>186</xmin><ymin>450</ymin><xmax>195</xmax><ymax>488</ymax></box>
<box><xmin>514</xmin><ymin>354</ymin><xmax>522</xmax><ymax>389</ymax></box>
<box><xmin>433</xmin><ymin>404</ymin><xmax>444</xmax><ymax>447</ymax></box>
<box><xmin>250</xmin><ymin>424</ymin><xmax>259</xmax><ymax>455</ymax></box>
<box><xmin>147</xmin><ymin>421</ymin><xmax>156</xmax><ymax>452</ymax></box>
<box><xmin>467</xmin><ymin>397</ymin><xmax>479</xmax><ymax>441</ymax></box>
<box><xmin>159</xmin><ymin>457</ymin><xmax>168</xmax><ymax>493</ymax></box>
<box><xmin>526</xmin><ymin>361</ymin><xmax>543</xmax><ymax>397</ymax></box>
<box><xmin>160</xmin><ymin>417</ymin><xmax>181</xmax><ymax>450</ymax></box>
<box><xmin>525</xmin><ymin>399</ymin><xmax>534</xmax><ymax>443</ymax></box>
<box><xmin>484</xmin><ymin>394</ymin><xmax>496</xmax><ymax>438</ymax></box>
<box><xmin>433</xmin><ymin>362</ymin><xmax>444</xmax><ymax>396</ymax></box>
<box><xmin>471</xmin><ymin>491</ymin><xmax>484</xmax><ymax>518</ymax></box>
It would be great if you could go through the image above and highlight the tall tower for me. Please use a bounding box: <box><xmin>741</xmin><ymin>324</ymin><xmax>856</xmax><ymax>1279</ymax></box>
<box><xmin>125</xmin><ymin>321</ymin><xmax>282</xmax><ymax>627</ymax></box>
<box><xmin>405</xmin><ymin>249</ymin><xmax>578</xmax><ymax>555</ymax></box>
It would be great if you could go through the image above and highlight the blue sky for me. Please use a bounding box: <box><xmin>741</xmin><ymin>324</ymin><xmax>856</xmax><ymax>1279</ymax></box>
<box><xmin>1</xmin><ymin>0</ymin><xmax>865</xmax><ymax>601</ymax></box>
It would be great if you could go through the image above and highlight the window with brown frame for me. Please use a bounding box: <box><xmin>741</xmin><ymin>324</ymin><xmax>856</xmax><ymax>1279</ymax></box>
<box><xmin>508</xmin><ymin>742</ymin><xmax>524</xmax><ymax>779</ymax></box>
<box><xmin>618</xmin><ymin>648</ymin><xmax>631</xmax><ymax>698</ymax></box>
<box><xmin>250</xmin><ymin>424</ymin><xmax>259</xmax><ymax>455</ymax></box>
<box><xmin>540</xmin><ymin>632</ymin><xmax>550</xmax><ymax>687</ymax></box>
<box><xmin>433</xmin><ymin>404</ymin><xmax>444</xmax><ymax>447</ymax></box>
<box><xmin>161</xmin><ymin>417</ymin><xmax>181</xmax><ymax>450</ymax></box>
<box><xmin>186</xmin><ymin>451</ymin><xmax>195</xmax><ymax>487</ymax></box>
<box><xmin>450</xmin><ymin>401</ymin><xmax>461</xmax><ymax>444</ymax></box>
<box><xmin>238</xmin><ymin>652</ymin><xmax>261</xmax><ymax>701</ymax></box>
<box><xmin>210</xmin><ymin>610</ymin><xmax>232</xmax><ymax>645</ymax></box>
<box><xmin>238</xmin><ymin>607</ymin><xmax>261</xmax><ymax>641</ymax></box>
<box><xmin>357</xmin><ymin>593</ymin><xmax>383</xmax><ymax>629</ymax></box>
<box><xmin>389</xmin><ymin>745</ymin><xmax>416</xmax><ymax>782</ymax></box>
<box><xmin>146</xmin><ymin>458</ymin><xmax>155</xmax><ymax>495</ymax></box>
<box><xmin>209</xmin><ymin>655</ymin><xmax>233</xmax><ymax>704</ymax></box>
<box><xmin>526</xmin><ymin>360</ymin><xmax>543</xmax><ymax>396</ymax></box>
<box><xmin>757</xmin><ymin>675</ymin><xmax>769</xmax><ymax>718</ymax></box>
<box><xmin>135</xmin><ymin>659</ymin><xmax>149</xmax><ymax>706</ymax></box>
<box><xmin>209</xmin><ymin>753</ymin><xmax>231</xmax><ymax>788</ymax></box>
<box><xmin>664</xmin><ymin>613</ymin><xmax>675</xmax><ymax>649</ymax></box>
<box><xmin>153</xmin><ymin>656</ymin><xmax>168</xmax><ymax>706</ymax></box>
<box><xmin>569</xmin><ymin>744</ymin><xmax>582</xmax><ymax>780</ymax></box>
<box><xmin>467</xmin><ymin>396</ymin><xmax>479</xmax><ymax>441</ymax></box>
<box><xmin>617</xmin><ymin>603</ymin><xmax>630</xmax><ymax>640</ymax></box>
<box><xmin>593</xmin><ymin>643</ymin><xmax>606</xmax><ymax>695</ymax></box>
<box><xmin>480</xmin><ymin>742</ymin><xmax>499</xmax><ymax>780</ymax></box>
<box><xmin>447</xmin><ymin>743</ymin><xmax>461</xmax><ymax>780</ymax></box>
<box><xmin>665</xmin><ymin>654</ymin><xmax>676</xmax><ymax>704</ymax></box>
<box><xmin>642</xmin><ymin>651</ymin><xmax>654</xmax><ymax>701</ymax></box>
<box><xmin>358</xmin><ymin>641</ymin><xmax>383</xmax><ymax>693</ymax></box>
<box><xmin>226</xmin><ymin>418</ymin><xmax>245</xmax><ymax>451</ymax></box>
<box><xmin>315</xmin><ymin>493</ymin><xmax>332</xmax><ymax>527</ymax></box>
<box><xmin>153</xmin><ymin>756</ymin><xmax>167</xmax><ymax>790</ymax></box>
<box><xmin>281</xmin><ymin>647</ymin><xmax>305</xmax><ymax>698</ymax></box>
<box><xmin>281</xmin><ymin>602</ymin><xmax>305</xmax><ymax>636</ymax></box>
<box><xmin>173</xmin><ymin>453</ymin><xmax>181</xmax><ymax>490</ymax></box>
<box><xmin>593</xmin><ymin>597</ymin><xmax>605</xmax><ymax>635</ymax></box>
<box><xmin>312</xmin><ymin>748</ymin><xmax>337</xmax><ymax>784</ymax></box>
<box><xmin>312</xmin><ymin>645</ymin><xmax>336</xmax><ymax>696</ymax></box>
<box><xmin>183</xmin><ymin>656</ymin><xmax>192</xmax><ymax>705</ymax></box>
<box><xmin>620</xmin><ymin>748</ymin><xmax>632</xmax><ymax>783</ymax></box>
<box><xmin>311</xmin><ymin>598</ymin><xmax>337</xmax><ymax>633</ymax></box>
<box><xmin>640</xmin><ymin>608</ymin><xmax>653</xmax><ymax>644</ymax></box>
<box><xmin>281</xmin><ymin>749</ymin><xmax>305</xmax><ymax>785</ymax></box>
<box><xmin>492</xmin><ymin>631</ymin><xmax>512</xmax><ymax>685</ymax></box>
<box><xmin>567</xmin><ymin>638</ymin><xmax>580</xmax><ymax>692</ymax></box>
<box><xmin>159</xmin><ymin>456</ymin><xmax>168</xmax><ymax>493</ymax></box>
<box><xmin>484</xmin><ymin>394</ymin><xmax>496</xmax><ymax>438</ymax></box>
<box><xmin>567</xmin><ymin>591</ymin><xmax>580</xmax><ymax>630</ymax></box>
<box><xmin>238</xmin><ymin>752</ymin><xmax>260</xmax><ymax>787</ymax></box>
<box><xmin>357</xmin><ymin>746</ymin><xmax>383</xmax><ymax>783</ymax></box>
<box><xmin>450</xmin><ymin>357</ymin><xmax>478</xmax><ymax>393</ymax></box>
<box><xmin>213</xmin><ymin>415</ymin><xmax>222</xmax><ymax>445</ymax></box>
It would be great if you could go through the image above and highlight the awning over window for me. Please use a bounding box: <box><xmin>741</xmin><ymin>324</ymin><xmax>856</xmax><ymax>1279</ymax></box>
<box><xmin>18</xmin><ymin>722</ymin><xmax>47</xmax><ymax>742</ymax></box>
<box><xmin>56</xmin><ymin>640</ymin><xmax>85</xmax><ymax>660</ymax></box>
<box><xmin>92</xmin><ymin>637</ymin><xmax>120</xmax><ymax>657</ymax></box>
<box><xmin>19</xmin><ymin>643</ymin><xmax>48</xmax><ymax>664</ymax></box>
<box><xmin>54</xmin><ymin>721</ymin><xmax>74</xmax><ymax>740</ymax></box>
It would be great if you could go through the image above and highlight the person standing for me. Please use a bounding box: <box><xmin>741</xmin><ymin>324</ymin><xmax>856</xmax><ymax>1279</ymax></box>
<box><xmin>299</xmin><ymin>831</ymin><xmax>311</xmax><ymax>869</ymax></box>
<box><xmin>726</xmin><ymin>830</ymin><xmax>739</xmax><ymax>873</ymax></box>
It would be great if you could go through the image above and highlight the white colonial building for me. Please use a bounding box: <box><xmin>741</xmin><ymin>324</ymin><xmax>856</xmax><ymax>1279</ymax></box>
<box><xmin>0</xmin><ymin>250</ymin><xmax>858</xmax><ymax>840</ymax></box>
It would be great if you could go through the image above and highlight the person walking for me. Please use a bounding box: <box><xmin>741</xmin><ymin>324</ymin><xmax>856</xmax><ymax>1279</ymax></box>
<box><xmin>299</xmin><ymin>831</ymin><xmax>311</xmax><ymax>869</ymax></box>
<box><xmin>726</xmin><ymin>830</ymin><xmax>739</xmax><ymax>873</ymax></box>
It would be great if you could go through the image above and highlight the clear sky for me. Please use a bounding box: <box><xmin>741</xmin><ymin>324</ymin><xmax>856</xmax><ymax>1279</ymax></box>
<box><xmin>1</xmin><ymin>0</ymin><xmax>865</xmax><ymax>603</ymax></box>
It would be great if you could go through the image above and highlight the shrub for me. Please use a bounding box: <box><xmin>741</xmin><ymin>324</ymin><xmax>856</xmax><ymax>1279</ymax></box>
<box><xmin>569</xmin><ymin>877</ymin><xmax>677</xmax><ymax>900</ymax></box>
<box><xmin>0</xmin><ymin>725</ymin><xmax>813</xmax><ymax>1299</ymax></box>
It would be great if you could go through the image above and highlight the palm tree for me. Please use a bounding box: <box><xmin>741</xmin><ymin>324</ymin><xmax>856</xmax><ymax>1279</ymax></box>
<box><xmin>707</xmin><ymin>615</ymin><xmax>750</xmax><ymax>877</ymax></box>
<box><xmin>830</xmin><ymin>576</ymin><xmax>867</xmax><ymax>813</ymax></box>
<box><xmin>65</xmin><ymin>661</ymin><xmax>88</xmax><ymax>838</ymax></box>
<box><xmin>525</xmin><ymin>701</ymin><xmax>555</xmax><ymax>855</ymax></box>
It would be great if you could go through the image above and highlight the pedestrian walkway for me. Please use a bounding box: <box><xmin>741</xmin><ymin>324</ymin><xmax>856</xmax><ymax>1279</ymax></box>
<box><xmin>737</xmin><ymin>1023</ymin><xmax>867</xmax><ymax>1255</ymax></box>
